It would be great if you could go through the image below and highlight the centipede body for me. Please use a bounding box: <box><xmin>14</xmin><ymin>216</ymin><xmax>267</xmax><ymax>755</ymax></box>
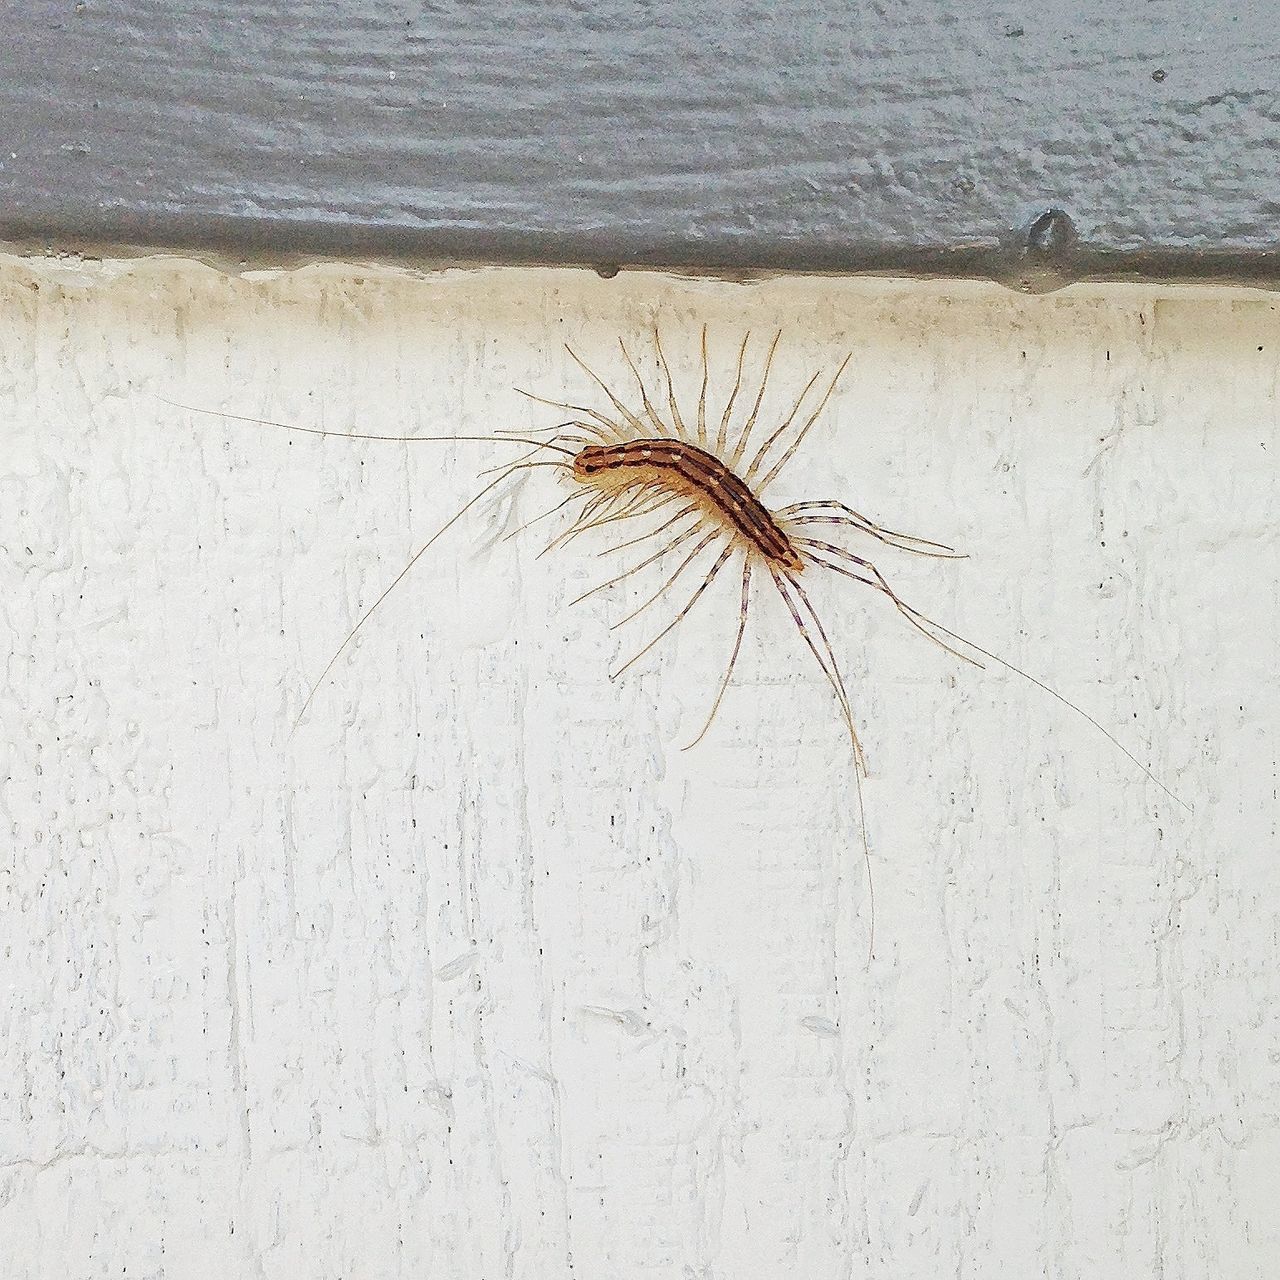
<box><xmin>174</xmin><ymin>327</ymin><xmax>1186</xmax><ymax>961</ymax></box>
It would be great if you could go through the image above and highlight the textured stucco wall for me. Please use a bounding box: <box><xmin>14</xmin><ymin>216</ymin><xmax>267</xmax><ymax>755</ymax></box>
<box><xmin>1</xmin><ymin>259</ymin><xmax>1277</xmax><ymax>1278</ymax></box>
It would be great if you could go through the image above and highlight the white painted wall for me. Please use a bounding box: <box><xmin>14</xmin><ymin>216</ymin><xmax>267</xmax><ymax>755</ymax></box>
<box><xmin>1</xmin><ymin>257</ymin><xmax>1277</xmax><ymax>1279</ymax></box>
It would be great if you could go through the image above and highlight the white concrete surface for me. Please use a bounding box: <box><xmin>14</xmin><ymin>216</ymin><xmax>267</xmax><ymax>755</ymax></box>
<box><xmin>1</xmin><ymin>258</ymin><xmax>1276</xmax><ymax>1279</ymax></box>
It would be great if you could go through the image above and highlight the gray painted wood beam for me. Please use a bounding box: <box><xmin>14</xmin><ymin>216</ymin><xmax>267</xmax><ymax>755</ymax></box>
<box><xmin>2</xmin><ymin>0</ymin><xmax>1277</xmax><ymax>285</ymax></box>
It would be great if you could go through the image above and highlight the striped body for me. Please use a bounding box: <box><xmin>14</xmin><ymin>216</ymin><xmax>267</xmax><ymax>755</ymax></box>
<box><xmin>573</xmin><ymin>439</ymin><xmax>803</xmax><ymax>571</ymax></box>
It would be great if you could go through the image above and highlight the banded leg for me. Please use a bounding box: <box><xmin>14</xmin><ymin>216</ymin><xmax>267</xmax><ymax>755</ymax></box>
<box><xmin>749</xmin><ymin>355</ymin><xmax>852</xmax><ymax>491</ymax></box>
<box><xmin>610</xmin><ymin>530</ymin><xmax>722</xmax><ymax>631</ymax></box>
<box><xmin>568</xmin><ymin>516</ymin><xmax>706</xmax><ymax>608</ymax></box>
<box><xmin>727</xmin><ymin>330</ymin><xmax>782</xmax><ymax>469</ymax></box>
<box><xmin>683</xmin><ymin>554</ymin><xmax>753</xmax><ymax>750</ymax></box>
<box><xmin>611</xmin><ymin>541</ymin><xmax>736</xmax><ymax>680</ymax></box>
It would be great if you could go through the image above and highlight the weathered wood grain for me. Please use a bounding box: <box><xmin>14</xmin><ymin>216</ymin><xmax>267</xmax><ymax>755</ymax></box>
<box><xmin>2</xmin><ymin>1</ymin><xmax>1279</xmax><ymax>281</ymax></box>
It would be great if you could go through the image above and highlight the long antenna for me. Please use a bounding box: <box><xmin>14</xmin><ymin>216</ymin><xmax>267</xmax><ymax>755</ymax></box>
<box><xmin>156</xmin><ymin>397</ymin><xmax>576</xmax><ymax>457</ymax></box>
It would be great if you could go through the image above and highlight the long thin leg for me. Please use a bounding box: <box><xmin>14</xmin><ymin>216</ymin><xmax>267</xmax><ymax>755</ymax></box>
<box><xmin>502</xmin><ymin>487</ymin><xmax>593</xmax><ymax>542</ymax></box>
<box><xmin>539</xmin><ymin>490</ymin><xmax>618</xmax><ymax>557</ymax></box>
<box><xmin>611</xmin><ymin>542</ymin><xmax>736</xmax><ymax>680</ymax></box>
<box><xmin>610</xmin><ymin>530</ymin><xmax>721</xmax><ymax>631</ymax></box>
<box><xmin>750</xmin><ymin>354</ymin><xmax>852</xmax><ymax>489</ymax></box>
<box><xmin>737</xmin><ymin>367</ymin><xmax>821</xmax><ymax>477</ymax></box>
<box><xmin>513</xmin><ymin>388</ymin><xmax>631</xmax><ymax>442</ymax></box>
<box><xmin>770</xmin><ymin>567</ymin><xmax>876</xmax><ymax>961</ymax></box>
<box><xmin>779</xmin><ymin>500</ymin><xmax>962</xmax><ymax>556</ymax></box>
<box><xmin>652</xmin><ymin>328</ymin><xmax>690</xmax><ymax>443</ymax></box>
<box><xmin>797</xmin><ymin>538</ymin><xmax>980</xmax><ymax>667</ymax></box>
<box><xmin>804</xmin><ymin>546</ymin><xmax>1189</xmax><ymax>810</ymax></box>
<box><xmin>785</xmin><ymin>515</ymin><xmax>964</xmax><ymax>559</ymax></box>
<box><xmin>918</xmin><ymin>613</ymin><xmax>1189</xmax><ymax>810</ymax></box>
<box><xmin>683</xmin><ymin>554</ymin><xmax>753</xmax><ymax>750</ymax></box>
<box><xmin>618</xmin><ymin>339</ymin><xmax>669</xmax><ymax>436</ymax></box>
<box><xmin>727</xmin><ymin>330</ymin><xmax>782</xmax><ymax>469</ymax></box>
<box><xmin>600</xmin><ymin>502</ymin><xmax>699</xmax><ymax>557</ymax></box>
<box><xmin>568</xmin><ymin>517</ymin><xmax>705</xmax><ymax>607</ymax></box>
<box><xmin>577</xmin><ymin>487</ymin><xmax>666</xmax><ymax>533</ymax></box>
<box><xmin>291</xmin><ymin>465</ymin><xmax>525</xmax><ymax>734</ymax></box>
<box><xmin>579</xmin><ymin>491</ymin><xmax>684</xmax><ymax>542</ymax></box>
<box><xmin>716</xmin><ymin>333</ymin><xmax>751</xmax><ymax>457</ymax></box>
<box><xmin>695</xmin><ymin>326</ymin><xmax>710</xmax><ymax>449</ymax></box>
<box><xmin>558</xmin><ymin>485</ymin><xmax>674</xmax><ymax>550</ymax></box>
<box><xmin>564</xmin><ymin>345</ymin><xmax>651</xmax><ymax>438</ymax></box>
<box><xmin>766</xmin><ymin>566</ymin><xmax>865</xmax><ymax>774</ymax></box>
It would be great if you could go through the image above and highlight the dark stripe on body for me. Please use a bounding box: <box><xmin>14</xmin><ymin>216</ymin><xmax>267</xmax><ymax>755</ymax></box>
<box><xmin>576</xmin><ymin>440</ymin><xmax>802</xmax><ymax>570</ymax></box>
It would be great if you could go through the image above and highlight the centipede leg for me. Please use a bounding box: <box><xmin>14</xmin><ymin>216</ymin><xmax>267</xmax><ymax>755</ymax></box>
<box><xmin>771</xmin><ymin>566</ymin><xmax>876</xmax><ymax>961</ymax></box>
<box><xmin>610</xmin><ymin>530</ymin><xmax>722</xmax><ymax>631</ymax></box>
<box><xmin>564</xmin><ymin>344</ymin><xmax>651</xmax><ymax>438</ymax></box>
<box><xmin>611</xmin><ymin>541</ymin><xmax>736</xmax><ymax>679</ymax></box>
<box><xmin>655</xmin><ymin>325</ymin><xmax>696</xmax><ymax>445</ymax></box>
<box><xmin>513</xmin><ymin>389</ymin><xmax>631</xmax><ymax>442</ymax></box>
<box><xmin>804</xmin><ymin>546</ymin><xmax>1187</xmax><ymax>810</ymax></box>
<box><xmin>750</xmin><ymin>355</ymin><xmax>852</xmax><ymax>490</ymax></box>
<box><xmin>738</xmin><ymin>367</ymin><xmax>822</xmax><ymax>479</ymax></box>
<box><xmin>599</xmin><ymin>501</ymin><xmax>699</xmax><ymax>557</ymax></box>
<box><xmin>503</xmin><ymin>487</ymin><xmax>593</xmax><ymax>542</ymax></box>
<box><xmin>618</xmin><ymin>339</ymin><xmax>670</xmax><ymax>437</ymax></box>
<box><xmin>780</xmin><ymin>500</ymin><xmax>962</xmax><ymax>556</ymax></box>
<box><xmin>682</xmin><ymin>554</ymin><xmax>753</xmax><ymax>750</ymax></box>
<box><xmin>568</xmin><ymin>516</ymin><xmax>706</xmax><ymax>607</ymax></box>
<box><xmin>538</xmin><ymin>490</ymin><xmax>617</xmax><ymax>557</ymax></box>
<box><xmin>726</xmin><ymin>330</ymin><xmax>782</xmax><ymax>469</ymax></box>
<box><xmin>715</xmin><ymin>332</ymin><xmax>750</xmax><ymax>457</ymax></box>
<box><xmin>766</xmin><ymin>566</ymin><xmax>866</xmax><ymax>775</ymax></box>
<box><xmin>797</xmin><ymin>538</ymin><xmax>980</xmax><ymax>667</ymax></box>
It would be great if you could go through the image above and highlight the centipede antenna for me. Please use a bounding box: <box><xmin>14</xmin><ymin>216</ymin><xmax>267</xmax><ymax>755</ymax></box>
<box><xmin>610</xmin><ymin>542</ymin><xmax>735</xmax><ymax>680</ymax></box>
<box><xmin>753</xmin><ymin>354</ymin><xmax>852</xmax><ymax>490</ymax></box>
<box><xmin>495</xmin><ymin>420</ymin><xmax>600</xmax><ymax>452</ymax></box>
<box><xmin>290</xmin><ymin>466</ymin><xmax>521</xmax><ymax>735</ymax></box>
<box><xmin>610</xmin><ymin>530</ymin><xmax>721</xmax><ymax>631</ymax></box>
<box><xmin>476</xmin><ymin>459</ymin><xmax>573</xmax><ymax>480</ymax></box>
<box><xmin>728</xmin><ymin>330</ymin><xmax>782</xmax><ymax>468</ymax></box>
<box><xmin>683</xmin><ymin>554</ymin><xmax>752</xmax><ymax>751</ymax></box>
<box><xmin>716</xmin><ymin>332</ymin><xmax>751</xmax><ymax>458</ymax></box>
<box><xmin>159</xmin><ymin>396</ymin><xmax>578</xmax><ymax>457</ymax></box>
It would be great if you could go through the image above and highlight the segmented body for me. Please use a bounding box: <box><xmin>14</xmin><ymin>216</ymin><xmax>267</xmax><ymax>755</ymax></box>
<box><xmin>181</xmin><ymin>329</ymin><xmax>1184</xmax><ymax>961</ymax></box>
<box><xmin>573</xmin><ymin>440</ymin><xmax>804</xmax><ymax>571</ymax></box>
